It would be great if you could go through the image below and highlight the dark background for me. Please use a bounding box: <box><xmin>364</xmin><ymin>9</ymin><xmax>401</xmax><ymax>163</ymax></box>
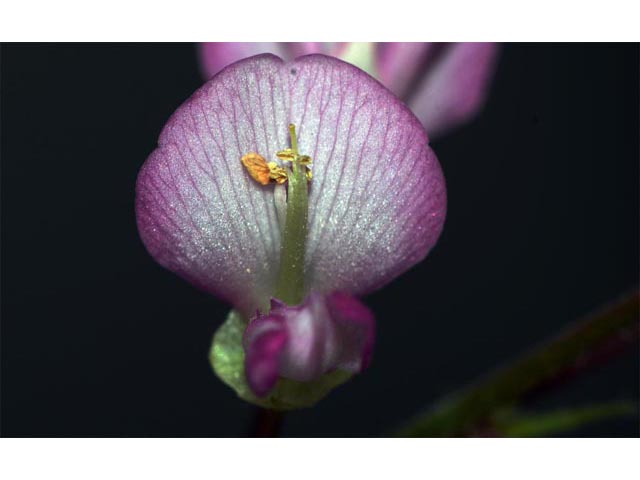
<box><xmin>2</xmin><ymin>44</ymin><xmax>638</xmax><ymax>437</ymax></box>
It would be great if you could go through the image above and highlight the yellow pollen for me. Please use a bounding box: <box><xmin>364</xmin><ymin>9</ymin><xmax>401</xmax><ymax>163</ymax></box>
<box><xmin>241</xmin><ymin>126</ymin><xmax>313</xmax><ymax>186</ymax></box>
<box><xmin>241</xmin><ymin>152</ymin><xmax>288</xmax><ymax>185</ymax></box>
<box><xmin>266</xmin><ymin>162</ymin><xmax>288</xmax><ymax>184</ymax></box>
<box><xmin>275</xmin><ymin>148</ymin><xmax>296</xmax><ymax>161</ymax></box>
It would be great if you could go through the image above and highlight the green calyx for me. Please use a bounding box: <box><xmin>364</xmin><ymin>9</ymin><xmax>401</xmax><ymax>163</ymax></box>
<box><xmin>210</xmin><ymin>310</ymin><xmax>351</xmax><ymax>410</ymax></box>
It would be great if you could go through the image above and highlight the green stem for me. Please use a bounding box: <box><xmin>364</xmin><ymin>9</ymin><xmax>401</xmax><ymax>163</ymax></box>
<box><xmin>395</xmin><ymin>290</ymin><xmax>640</xmax><ymax>437</ymax></box>
<box><xmin>494</xmin><ymin>401</ymin><xmax>637</xmax><ymax>437</ymax></box>
<box><xmin>274</xmin><ymin>124</ymin><xmax>309</xmax><ymax>305</ymax></box>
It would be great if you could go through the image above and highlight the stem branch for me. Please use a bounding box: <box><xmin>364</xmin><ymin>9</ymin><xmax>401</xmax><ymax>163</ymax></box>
<box><xmin>396</xmin><ymin>290</ymin><xmax>640</xmax><ymax>437</ymax></box>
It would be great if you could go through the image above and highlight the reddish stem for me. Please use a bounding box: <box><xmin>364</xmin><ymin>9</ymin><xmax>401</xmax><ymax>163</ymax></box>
<box><xmin>250</xmin><ymin>408</ymin><xmax>284</xmax><ymax>437</ymax></box>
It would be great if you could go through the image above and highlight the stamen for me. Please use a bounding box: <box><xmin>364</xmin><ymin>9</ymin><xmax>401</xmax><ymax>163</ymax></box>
<box><xmin>276</xmin><ymin>140</ymin><xmax>313</xmax><ymax>181</ymax></box>
<box><xmin>298</xmin><ymin>155</ymin><xmax>312</xmax><ymax>166</ymax></box>
<box><xmin>266</xmin><ymin>162</ymin><xmax>288</xmax><ymax>184</ymax></box>
<box><xmin>241</xmin><ymin>152</ymin><xmax>272</xmax><ymax>185</ymax></box>
<box><xmin>240</xmin><ymin>126</ymin><xmax>312</xmax><ymax>306</ymax></box>
<box><xmin>241</xmin><ymin>153</ymin><xmax>289</xmax><ymax>185</ymax></box>
<box><xmin>242</xmin><ymin>145</ymin><xmax>312</xmax><ymax>187</ymax></box>
<box><xmin>274</xmin><ymin>124</ymin><xmax>311</xmax><ymax>305</ymax></box>
<box><xmin>276</xmin><ymin>149</ymin><xmax>296</xmax><ymax>162</ymax></box>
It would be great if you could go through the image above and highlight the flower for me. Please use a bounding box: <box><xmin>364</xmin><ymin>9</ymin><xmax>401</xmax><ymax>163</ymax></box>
<box><xmin>199</xmin><ymin>42</ymin><xmax>499</xmax><ymax>138</ymax></box>
<box><xmin>136</xmin><ymin>54</ymin><xmax>446</xmax><ymax>408</ymax></box>
<box><xmin>244</xmin><ymin>293</ymin><xmax>375</xmax><ymax>398</ymax></box>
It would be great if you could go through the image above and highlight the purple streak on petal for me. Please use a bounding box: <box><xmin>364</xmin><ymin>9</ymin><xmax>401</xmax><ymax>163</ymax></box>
<box><xmin>243</xmin><ymin>313</ymin><xmax>288</xmax><ymax>397</ymax></box>
<box><xmin>136</xmin><ymin>55</ymin><xmax>290</xmax><ymax>316</ymax></box>
<box><xmin>287</xmin><ymin>55</ymin><xmax>447</xmax><ymax>296</ymax></box>
<box><xmin>408</xmin><ymin>42</ymin><xmax>500</xmax><ymax>138</ymax></box>
<box><xmin>375</xmin><ymin>42</ymin><xmax>437</xmax><ymax>98</ymax></box>
<box><xmin>243</xmin><ymin>291</ymin><xmax>376</xmax><ymax>395</ymax></box>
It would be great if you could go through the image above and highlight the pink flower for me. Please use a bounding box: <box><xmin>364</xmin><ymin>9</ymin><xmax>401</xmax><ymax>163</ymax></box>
<box><xmin>136</xmin><ymin>54</ymin><xmax>446</xmax><ymax>408</ymax></box>
<box><xmin>200</xmin><ymin>42</ymin><xmax>499</xmax><ymax>138</ymax></box>
<box><xmin>244</xmin><ymin>293</ymin><xmax>375</xmax><ymax>397</ymax></box>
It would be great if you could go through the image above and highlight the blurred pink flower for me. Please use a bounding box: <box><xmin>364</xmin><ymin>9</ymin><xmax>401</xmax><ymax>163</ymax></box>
<box><xmin>200</xmin><ymin>42</ymin><xmax>499</xmax><ymax>138</ymax></box>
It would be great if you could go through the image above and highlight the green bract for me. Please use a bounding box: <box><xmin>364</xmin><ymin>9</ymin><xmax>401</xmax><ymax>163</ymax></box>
<box><xmin>210</xmin><ymin>310</ymin><xmax>352</xmax><ymax>410</ymax></box>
